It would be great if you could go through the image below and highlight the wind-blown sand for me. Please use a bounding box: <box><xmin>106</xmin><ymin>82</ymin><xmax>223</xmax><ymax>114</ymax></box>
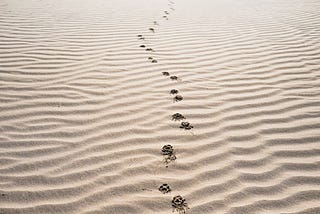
<box><xmin>1</xmin><ymin>0</ymin><xmax>320</xmax><ymax>213</ymax></box>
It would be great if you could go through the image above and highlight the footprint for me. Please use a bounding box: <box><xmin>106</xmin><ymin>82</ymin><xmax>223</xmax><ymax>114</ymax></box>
<box><xmin>146</xmin><ymin>48</ymin><xmax>153</xmax><ymax>51</ymax></box>
<box><xmin>172</xmin><ymin>113</ymin><xmax>185</xmax><ymax>121</ymax></box>
<box><xmin>180</xmin><ymin>122</ymin><xmax>193</xmax><ymax>130</ymax></box>
<box><xmin>170</xmin><ymin>76</ymin><xmax>178</xmax><ymax>81</ymax></box>
<box><xmin>147</xmin><ymin>57</ymin><xmax>157</xmax><ymax>63</ymax></box>
<box><xmin>159</xmin><ymin>184</ymin><xmax>171</xmax><ymax>194</ymax></box>
<box><xmin>149</xmin><ymin>28</ymin><xmax>155</xmax><ymax>33</ymax></box>
<box><xmin>161</xmin><ymin>145</ymin><xmax>176</xmax><ymax>167</ymax></box>
<box><xmin>173</xmin><ymin>95</ymin><xmax>183</xmax><ymax>102</ymax></box>
<box><xmin>170</xmin><ymin>89</ymin><xmax>179</xmax><ymax>94</ymax></box>
<box><xmin>172</xmin><ymin>195</ymin><xmax>189</xmax><ymax>213</ymax></box>
<box><xmin>140</xmin><ymin>45</ymin><xmax>146</xmax><ymax>48</ymax></box>
<box><xmin>162</xmin><ymin>145</ymin><xmax>174</xmax><ymax>155</ymax></box>
<box><xmin>162</xmin><ymin>72</ymin><xmax>170</xmax><ymax>76</ymax></box>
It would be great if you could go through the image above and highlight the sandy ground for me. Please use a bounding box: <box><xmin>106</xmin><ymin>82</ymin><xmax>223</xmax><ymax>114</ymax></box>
<box><xmin>1</xmin><ymin>0</ymin><xmax>320</xmax><ymax>213</ymax></box>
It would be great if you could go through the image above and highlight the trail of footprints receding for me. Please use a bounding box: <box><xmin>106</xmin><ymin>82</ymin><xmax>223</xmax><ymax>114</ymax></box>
<box><xmin>137</xmin><ymin>1</ymin><xmax>191</xmax><ymax>213</ymax></box>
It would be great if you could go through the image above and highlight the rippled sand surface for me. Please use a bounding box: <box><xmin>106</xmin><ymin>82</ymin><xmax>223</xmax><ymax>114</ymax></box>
<box><xmin>1</xmin><ymin>0</ymin><xmax>320</xmax><ymax>213</ymax></box>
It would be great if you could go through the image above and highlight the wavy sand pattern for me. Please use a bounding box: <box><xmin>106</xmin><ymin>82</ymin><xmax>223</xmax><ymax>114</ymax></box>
<box><xmin>1</xmin><ymin>0</ymin><xmax>320</xmax><ymax>213</ymax></box>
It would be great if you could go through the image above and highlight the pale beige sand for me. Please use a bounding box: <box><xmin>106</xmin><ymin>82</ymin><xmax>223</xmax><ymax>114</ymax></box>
<box><xmin>1</xmin><ymin>0</ymin><xmax>320</xmax><ymax>213</ymax></box>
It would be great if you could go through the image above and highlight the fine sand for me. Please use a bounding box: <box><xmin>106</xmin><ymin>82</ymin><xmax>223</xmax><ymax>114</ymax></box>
<box><xmin>1</xmin><ymin>0</ymin><xmax>320</xmax><ymax>213</ymax></box>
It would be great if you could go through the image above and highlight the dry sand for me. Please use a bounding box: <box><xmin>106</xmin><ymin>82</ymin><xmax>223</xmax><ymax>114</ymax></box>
<box><xmin>1</xmin><ymin>0</ymin><xmax>320</xmax><ymax>213</ymax></box>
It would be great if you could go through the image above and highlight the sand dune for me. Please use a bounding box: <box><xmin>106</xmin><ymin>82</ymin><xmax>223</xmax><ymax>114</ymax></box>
<box><xmin>1</xmin><ymin>0</ymin><xmax>320</xmax><ymax>213</ymax></box>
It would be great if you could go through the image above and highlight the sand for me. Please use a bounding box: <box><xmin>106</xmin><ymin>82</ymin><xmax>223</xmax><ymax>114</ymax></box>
<box><xmin>1</xmin><ymin>0</ymin><xmax>320</xmax><ymax>213</ymax></box>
